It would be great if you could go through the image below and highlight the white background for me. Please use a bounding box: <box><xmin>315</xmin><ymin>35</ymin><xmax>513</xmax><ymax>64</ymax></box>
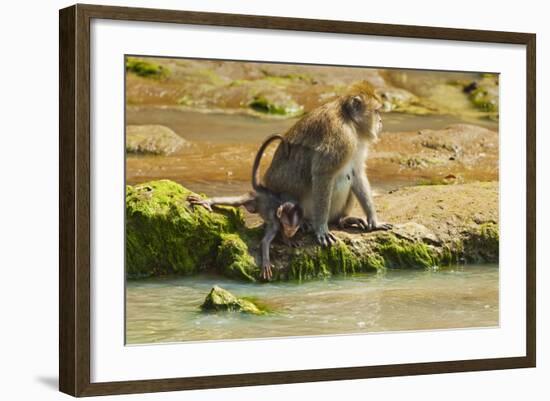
<box><xmin>0</xmin><ymin>0</ymin><xmax>546</xmax><ymax>400</ymax></box>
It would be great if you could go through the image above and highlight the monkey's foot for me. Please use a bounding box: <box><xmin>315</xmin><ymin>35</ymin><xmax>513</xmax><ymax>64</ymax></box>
<box><xmin>187</xmin><ymin>195</ymin><xmax>213</xmax><ymax>212</ymax></box>
<box><xmin>282</xmin><ymin>237</ymin><xmax>300</xmax><ymax>248</ymax></box>
<box><xmin>315</xmin><ymin>231</ymin><xmax>338</xmax><ymax>247</ymax></box>
<box><xmin>370</xmin><ymin>222</ymin><xmax>393</xmax><ymax>231</ymax></box>
<box><xmin>338</xmin><ymin>216</ymin><xmax>369</xmax><ymax>231</ymax></box>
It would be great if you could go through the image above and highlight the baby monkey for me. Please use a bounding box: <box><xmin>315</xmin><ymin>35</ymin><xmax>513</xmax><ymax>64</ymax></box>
<box><xmin>188</xmin><ymin>134</ymin><xmax>303</xmax><ymax>280</ymax></box>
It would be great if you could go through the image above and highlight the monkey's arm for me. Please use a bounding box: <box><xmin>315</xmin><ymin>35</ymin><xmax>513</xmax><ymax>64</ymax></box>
<box><xmin>187</xmin><ymin>193</ymin><xmax>257</xmax><ymax>213</ymax></box>
<box><xmin>260</xmin><ymin>223</ymin><xmax>279</xmax><ymax>280</ymax></box>
<box><xmin>351</xmin><ymin>167</ymin><xmax>392</xmax><ymax>231</ymax></box>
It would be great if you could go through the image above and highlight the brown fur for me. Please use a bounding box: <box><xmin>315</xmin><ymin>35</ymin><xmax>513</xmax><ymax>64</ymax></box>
<box><xmin>263</xmin><ymin>91</ymin><xmax>391</xmax><ymax>246</ymax></box>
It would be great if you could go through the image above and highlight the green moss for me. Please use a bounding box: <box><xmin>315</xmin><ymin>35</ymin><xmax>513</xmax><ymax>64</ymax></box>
<box><xmin>462</xmin><ymin>222</ymin><xmax>499</xmax><ymax>263</ymax></box>
<box><xmin>126</xmin><ymin>180</ymin><xmax>498</xmax><ymax>282</ymax></box>
<box><xmin>260</xmin><ymin>69</ymin><xmax>314</xmax><ymax>83</ymax></box>
<box><xmin>469</xmin><ymin>87</ymin><xmax>498</xmax><ymax>112</ymax></box>
<box><xmin>125</xmin><ymin>180</ymin><xmax>245</xmax><ymax>279</ymax></box>
<box><xmin>375</xmin><ymin>233</ymin><xmax>437</xmax><ymax>269</ymax></box>
<box><xmin>126</xmin><ymin>57</ymin><xmax>169</xmax><ymax>79</ymax></box>
<box><xmin>249</xmin><ymin>95</ymin><xmax>303</xmax><ymax>116</ymax></box>
<box><xmin>287</xmin><ymin>242</ymin><xmax>378</xmax><ymax>281</ymax></box>
<box><xmin>201</xmin><ymin>286</ymin><xmax>266</xmax><ymax>315</ymax></box>
<box><xmin>362</xmin><ymin>252</ymin><xmax>386</xmax><ymax>271</ymax></box>
<box><xmin>216</xmin><ymin>233</ymin><xmax>258</xmax><ymax>282</ymax></box>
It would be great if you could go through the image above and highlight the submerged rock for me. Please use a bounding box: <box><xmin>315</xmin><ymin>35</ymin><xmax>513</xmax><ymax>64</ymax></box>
<box><xmin>126</xmin><ymin>180</ymin><xmax>498</xmax><ymax>282</ymax></box>
<box><xmin>201</xmin><ymin>286</ymin><xmax>265</xmax><ymax>315</ymax></box>
<box><xmin>126</xmin><ymin>125</ymin><xmax>188</xmax><ymax>155</ymax></box>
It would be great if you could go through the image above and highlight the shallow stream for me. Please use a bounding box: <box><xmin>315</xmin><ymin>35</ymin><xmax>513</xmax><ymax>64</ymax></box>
<box><xmin>126</xmin><ymin>264</ymin><xmax>498</xmax><ymax>344</ymax></box>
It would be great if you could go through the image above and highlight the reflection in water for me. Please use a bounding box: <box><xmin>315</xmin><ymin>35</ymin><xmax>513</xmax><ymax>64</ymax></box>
<box><xmin>126</xmin><ymin>264</ymin><xmax>498</xmax><ymax>344</ymax></box>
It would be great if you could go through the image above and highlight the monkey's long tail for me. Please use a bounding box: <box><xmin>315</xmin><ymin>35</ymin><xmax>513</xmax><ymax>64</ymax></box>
<box><xmin>251</xmin><ymin>134</ymin><xmax>286</xmax><ymax>191</ymax></box>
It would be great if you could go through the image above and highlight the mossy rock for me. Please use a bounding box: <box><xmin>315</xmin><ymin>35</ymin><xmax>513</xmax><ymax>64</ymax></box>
<box><xmin>462</xmin><ymin>76</ymin><xmax>499</xmax><ymax>114</ymax></box>
<box><xmin>126</xmin><ymin>180</ymin><xmax>246</xmax><ymax>279</ymax></box>
<box><xmin>201</xmin><ymin>286</ymin><xmax>266</xmax><ymax>315</ymax></box>
<box><xmin>216</xmin><ymin>233</ymin><xmax>259</xmax><ymax>282</ymax></box>
<box><xmin>249</xmin><ymin>94</ymin><xmax>303</xmax><ymax>116</ymax></box>
<box><xmin>126</xmin><ymin>57</ymin><xmax>169</xmax><ymax>79</ymax></box>
<box><xmin>126</xmin><ymin>180</ymin><xmax>498</xmax><ymax>282</ymax></box>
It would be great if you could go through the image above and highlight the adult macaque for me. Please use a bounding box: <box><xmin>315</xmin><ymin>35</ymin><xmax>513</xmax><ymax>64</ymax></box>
<box><xmin>263</xmin><ymin>83</ymin><xmax>392</xmax><ymax>247</ymax></box>
<box><xmin>188</xmin><ymin>135</ymin><xmax>303</xmax><ymax>280</ymax></box>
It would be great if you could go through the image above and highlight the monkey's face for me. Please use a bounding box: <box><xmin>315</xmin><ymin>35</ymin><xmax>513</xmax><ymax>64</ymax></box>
<box><xmin>344</xmin><ymin>94</ymin><xmax>383</xmax><ymax>141</ymax></box>
<box><xmin>277</xmin><ymin>202</ymin><xmax>303</xmax><ymax>238</ymax></box>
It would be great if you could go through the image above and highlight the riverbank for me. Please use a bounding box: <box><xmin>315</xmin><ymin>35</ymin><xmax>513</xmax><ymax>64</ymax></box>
<box><xmin>126</xmin><ymin>180</ymin><xmax>498</xmax><ymax>282</ymax></box>
<box><xmin>126</xmin><ymin>57</ymin><xmax>499</xmax><ymax>121</ymax></box>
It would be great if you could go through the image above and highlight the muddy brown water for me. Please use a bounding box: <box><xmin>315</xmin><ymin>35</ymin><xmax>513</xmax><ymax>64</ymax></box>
<box><xmin>126</xmin><ymin>108</ymin><xmax>498</xmax><ymax>197</ymax></box>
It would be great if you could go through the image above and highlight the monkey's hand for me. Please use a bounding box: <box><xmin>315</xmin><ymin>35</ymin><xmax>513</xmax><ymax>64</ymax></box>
<box><xmin>314</xmin><ymin>228</ymin><xmax>338</xmax><ymax>247</ymax></box>
<box><xmin>187</xmin><ymin>194</ymin><xmax>213</xmax><ymax>212</ymax></box>
<box><xmin>261</xmin><ymin>262</ymin><xmax>274</xmax><ymax>281</ymax></box>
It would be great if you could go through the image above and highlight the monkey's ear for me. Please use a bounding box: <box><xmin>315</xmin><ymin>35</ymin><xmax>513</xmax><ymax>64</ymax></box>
<box><xmin>351</xmin><ymin>95</ymin><xmax>363</xmax><ymax>110</ymax></box>
<box><xmin>276</xmin><ymin>205</ymin><xmax>283</xmax><ymax>219</ymax></box>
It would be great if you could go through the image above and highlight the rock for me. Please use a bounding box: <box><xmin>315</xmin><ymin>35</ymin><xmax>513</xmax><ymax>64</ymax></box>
<box><xmin>248</xmin><ymin>93</ymin><xmax>304</xmax><ymax>117</ymax></box>
<box><xmin>201</xmin><ymin>286</ymin><xmax>266</xmax><ymax>315</ymax></box>
<box><xmin>126</xmin><ymin>125</ymin><xmax>188</xmax><ymax>155</ymax></box>
<box><xmin>126</xmin><ymin>57</ymin><xmax>169</xmax><ymax>79</ymax></box>
<box><xmin>126</xmin><ymin>179</ymin><xmax>499</xmax><ymax>282</ymax></box>
<box><xmin>467</xmin><ymin>78</ymin><xmax>499</xmax><ymax>113</ymax></box>
<box><xmin>125</xmin><ymin>180</ymin><xmax>256</xmax><ymax>280</ymax></box>
<box><xmin>370</xmin><ymin>124</ymin><xmax>499</xmax><ymax>183</ymax></box>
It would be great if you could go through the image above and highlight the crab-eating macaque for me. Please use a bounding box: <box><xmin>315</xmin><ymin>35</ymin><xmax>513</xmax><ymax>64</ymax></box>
<box><xmin>187</xmin><ymin>134</ymin><xmax>303</xmax><ymax>280</ymax></box>
<box><xmin>263</xmin><ymin>82</ymin><xmax>392</xmax><ymax>247</ymax></box>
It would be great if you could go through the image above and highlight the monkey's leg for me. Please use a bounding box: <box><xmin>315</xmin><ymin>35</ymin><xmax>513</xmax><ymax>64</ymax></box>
<box><xmin>311</xmin><ymin>173</ymin><xmax>338</xmax><ymax>246</ymax></box>
<box><xmin>260</xmin><ymin>225</ymin><xmax>279</xmax><ymax>280</ymax></box>
<box><xmin>351</xmin><ymin>169</ymin><xmax>392</xmax><ymax>231</ymax></box>
<box><xmin>187</xmin><ymin>193</ymin><xmax>257</xmax><ymax>213</ymax></box>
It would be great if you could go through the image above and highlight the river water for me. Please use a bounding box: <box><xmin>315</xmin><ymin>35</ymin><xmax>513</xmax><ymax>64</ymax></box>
<box><xmin>126</xmin><ymin>108</ymin><xmax>498</xmax><ymax>197</ymax></box>
<box><xmin>126</xmin><ymin>264</ymin><xmax>498</xmax><ymax>345</ymax></box>
<box><xmin>125</xmin><ymin>107</ymin><xmax>498</xmax><ymax>345</ymax></box>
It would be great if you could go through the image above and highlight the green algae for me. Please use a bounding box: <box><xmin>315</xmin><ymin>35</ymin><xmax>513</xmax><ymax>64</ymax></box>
<box><xmin>125</xmin><ymin>180</ymin><xmax>245</xmax><ymax>279</ymax></box>
<box><xmin>469</xmin><ymin>87</ymin><xmax>498</xmax><ymax>112</ymax></box>
<box><xmin>201</xmin><ymin>286</ymin><xmax>266</xmax><ymax>315</ymax></box>
<box><xmin>286</xmin><ymin>242</ymin><xmax>379</xmax><ymax>282</ymax></box>
<box><xmin>126</xmin><ymin>180</ymin><xmax>498</xmax><ymax>283</ymax></box>
<box><xmin>126</xmin><ymin>57</ymin><xmax>169</xmax><ymax>79</ymax></box>
<box><xmin>248</xmin><ymin>94</ymin><xmax>304</xmax><ymax>116</ymax></box>
<box><xmin>216</xmin><ymin>233</ymin><xmax>258</xmax><ymax>282</ymax></box>
<box><xmin>462</xmin><ymin>222</ymin><xmax>499</xmax><ymax>263</ymax></box>
<box><xmin>374</xmin><ymin>233</ymin><xmax>437</xmax><ymax>269</ymax></box>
